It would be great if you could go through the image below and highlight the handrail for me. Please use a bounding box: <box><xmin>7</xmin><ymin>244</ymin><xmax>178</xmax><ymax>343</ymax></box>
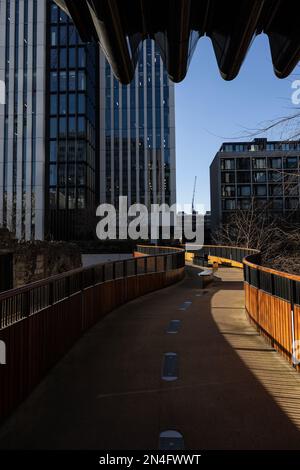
<box><xmin>0</xmin><ymin>244</ymin><xmax>185</xmax><ymax>329</ymax></box>
<box><xmin>0</xmin><ymin>244</ymin><xmax>185</xmax><ymax>422</ymax></box>
<box><xmin>184</xmin><ymin>244</ymin><xmax>300</xmax><ymax>368</ymax></box>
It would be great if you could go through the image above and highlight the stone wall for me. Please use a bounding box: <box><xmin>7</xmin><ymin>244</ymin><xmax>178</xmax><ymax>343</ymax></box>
<box><xmin>0</xmin><ymin>230</ymin><xmax>82</xmax><ymax>289</ymax></box>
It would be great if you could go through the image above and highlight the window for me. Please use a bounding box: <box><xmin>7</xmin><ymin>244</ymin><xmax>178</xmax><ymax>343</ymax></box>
<box><xmin>68</xmin><ymin>25</ymin><xmax>77</xmax><ymax>45</ymax></box>
<box><xmin>236</xmin><ymin>171</ymin><xmax>251</xmax><ymax>183</ymax></box>
<box><xmin>236</xmin><ymin>158</ymin><xmax>250</xmax><ymax>170</ymax></box>
<box><xmin>77</xmin><ymin>141</ymin><xmax>86</xmax><ymax>161</ymax></box>
<box><xmin>59</xmin><ymin>188</ymin><xmax>66</xmax><ymax>209</ymax></box>
<box><xmin>58</xmin><ymin>140</ymin><xmax>66</xmax><ymax>162</ymax></box>
<box><xmin>269</xmin><ymin>184</ymin><xmax>283</xmax><ymax>196</ymax></box>
<box><xmin>222</xmin><ymin>185</ymin><xmax>235</xmax><ymax>197</ymax></box>
<box><xmin>59</xmin><ymin>25</ymin><xmax>67</xmax><ymax>45</ymax></box>
<box><xmin>78</xmin><ymin>94</ymin><xmax>85</xmax><ymax>113</ymax></box>
<box><xmin>285</xmin><ymin>184</ymin><xmax>299</xmax><ymax>196</ymax></box>
<box><xmin>266</xmin><ymin>143</ymin><xmax>275</xmax><ymax>151</ymax></box>
<box><xmin>253</xmin><ymin>171</ymin><xmax>266</xmax><ymax>183</ymax></box>
<box><xmin>50</xmin><ymin>141</ymin><xmax>57</xmax><ymax>162</ymax></box>
<box><xmin>50</xmin><ymin>95</ymin><xmax>57</xmax><ymax>115</ymax></box>
<box><xmin>77</xmin><ymin>188</ymin><xmax>86</xmax><ymax>208</ymax></box>
<box><xmin>69</xmin><ymin>71</ymin><xmax>76</xmax><ymax>91</ymax></box>
<box><xmin>237</xmin><ymin>199</ymin><xmax>250</xmax><ymax>210</ymax></box>
<box><xmin>51</xmin><ymin>5</ymin><xmax>58</xmax><ymax>23</ymax></box>
<box><xmin>49</xmin><ymin>164</ymin><xmax>57</xmax><ymax>185</ymax></box>
<box><xmin>69</xmin><ymin>117</ymin><xmax>76</xmax><ymax>136</ymax></box>
<box><xmin>50</xmin><ymin>49</ymin><xmax>58</xmax><ymax>69</ymax></box>
<box><xmin>223</xmin><ymin>199</ymin><xmax>236</xmax><ymax>210</ymax></box>
<box><xmin>68</xmin><ymin>188</ymin><xmax>76</xmax><ymax>209</ymax></box>
<box><xmin>254</xmin><ymin>185</ymin><xmax>267</xmax><ymax>196</ymax></box>
<box><xmin>78</xmin><ymin>117</ymin><xmax>85</xmax><ymax>136</ymax></box>
<box><xmin>78</xmin><ymin>71</ymin><xmax>86</xmax><ymax>90</ymax></box>
<box><xmin>77</xmin><ymin>164</ymin><xmax>85</xmax><ymax>185</ymax></box>
<box><xmin>59</xmin><ymin>94</ymin><xmax>67</xmax><ymax>115</ymax></box>
<box><xmin>285</xmin><ymin>157</ymin><xmax>298</xmax><ymax>169</ymax></box>
<box><xmin>59</xmin><ymin>117</ymin><xmax>66</xmax><ymax>136</ymax></box>
<box><xmin>221</xmin><ymin>172</ymin><xmax>235</xmax><ymax>184</ymax></box>
<box><xmin>78</xmin><ymin>48</ymin><xmax>85</xmax><ymax>67</ymax></box>
<box><xmin>59</xmin><ymin>48</ymin><xmax>67</xmax><ymax>68</ymax></box>
<box><xmin>50</xmin><ymin>118</ymin><xmax>57</xmax><ymax>138</ymax></box>
<box><xmin>269</xmin><ymin>171</ymin><xmax>282</xmax><ymax>182</ymax></box>
<box><xmin>58</xmin><ymin>164</ymin><xmax>66</xmax><ymax>186</ymax></box>
<box><xmin>51</xmin><ymin>26</ymin><xmax>57</xmax><ymax>46</ymax></box>
<box><xmin>253</xmin><ymin>158</ymin><xmax>266</xmax><ymax>169</ymax></box>
<box><xmin>237</xmin><ymin>185</ymin><xmax>251</xmax><ymax>197</ymax></box>
<box><xmin>67</xmin><ymin>164</ymin><xmax>75</xmax><ymax>185</ymax></box>
<box><xmin>269</xmin><ymin>157</ymin><xmax>282</xmax><ymax>169</ymax></box>
<box><xmin>50</xmin><ymin>72</ymin><xmax>58</xmax><ymax>92</ymax></box>
<box><xmin>49</xmin><ymin>188</ymin><xmax>57</xmax><ymax>209</ymax></box>
<box><xmin>69</xmin><ymin>48</ymin><xmax>76</xmax><ymax>68</ymax></box>
<box><xmin>286</xmin><ymin>198</ymin><xmax>299</xmax><ymax>210</ymax></box>
<box><xmin>272</xmin><ymin>199</ymin><xmax>283</xmax><ymax>210</ymax></box>
<box><xmin>69</xmin><ymin>94</ymin><xmax>75</xmax><ymax>114</ymax></box>
<box><xmin>59</xmin><ymin>71</ymin><xmax>67</xmax><ymax>91</ymax></box>
<box><xmin>223</xmin><ymin>144</ymin><xmax>233</xmax><ymax>152</ymax></box>
<box><xmin>235</xmin><ymin>144</ymin><xmax>246</xmax><ymax>152</ymax></box>
<box><xmin>221</xmin><ymin>159</ymin><xmax>235</xmax><ymax>170</ymax></box>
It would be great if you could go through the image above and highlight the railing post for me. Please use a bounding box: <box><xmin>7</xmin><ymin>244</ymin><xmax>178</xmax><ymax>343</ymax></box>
<box><xmin>124</xmin><ymin>259</ymin><xmax>127</xmax><ymax>278</ymax></box>
<box><xmin>23</xmin><ymin>289</ymin><xmax>30</xmax><ymax>317</ymax></box>
<box><xmin>65</xmin><ymin>276</ymin><xmax>70</xmax><ymax>297</ymax></box>
<box><xmin>154</xmin><ymin>256</ymin><xmax>158</xmax><ymax>273</ymax></box>
<box><xmin>134</xmin><ymin>258</ymin><xmax>138</xmax><ymax>276</ymax></box>
<box><xmin>49</xmin><ymin>281</ymin><xmax>54</xmax><ymax>305</ymax></box>
<box><xmin>290</xmin><ymin>279</ymin><xmax>296</xmax><ymax>368</ymax></box>
<box><xmin>112</xmin><ymin>262</ymin><xmax>116</xmax><ymax>280</ymax></box>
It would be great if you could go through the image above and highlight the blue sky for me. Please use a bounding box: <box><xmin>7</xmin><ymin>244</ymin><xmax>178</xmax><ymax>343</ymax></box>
<box><xmin>175</xmin><ymin>34</ymin><xmax>298</xmax><ymax>212</ymax></box>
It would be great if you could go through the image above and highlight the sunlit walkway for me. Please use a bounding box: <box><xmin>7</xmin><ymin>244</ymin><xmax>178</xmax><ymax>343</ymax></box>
<box><xmin>1</xmin><ymin>266</ymin><xmax>300</xmax><ymax>450</ymax></box>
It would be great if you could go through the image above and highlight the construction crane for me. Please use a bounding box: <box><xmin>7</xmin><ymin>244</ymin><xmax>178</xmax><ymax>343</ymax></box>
<box><xmin>192</xmin><ymin>176</ymin><xmax>197</xmax><ymax>213</ymax></box>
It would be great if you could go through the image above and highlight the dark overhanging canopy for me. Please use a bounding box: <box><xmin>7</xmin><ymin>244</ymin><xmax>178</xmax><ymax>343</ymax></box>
<box><xmin>54</xmin><ymin>0</ymin><xmax>300</xmax><ymax>84</ymax></box>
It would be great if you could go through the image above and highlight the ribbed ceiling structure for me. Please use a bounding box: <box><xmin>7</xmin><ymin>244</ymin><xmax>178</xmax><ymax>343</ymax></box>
<box><xmin>54</xmin><ymin>0</ymin><xmax>300</xmax><ymax>84</ymax></box>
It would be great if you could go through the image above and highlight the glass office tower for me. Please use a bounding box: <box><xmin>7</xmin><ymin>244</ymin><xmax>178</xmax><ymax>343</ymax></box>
<box><xmin>46</xmin><ymin>1</ymin><xmax>99</xmax><ymax>240</ymax></box>
<box><xmin>99</xmin><ymin>40</ymin><xmax>176</xmax><ymax>210</ymax></box>
<box><xmin>0</xmin><ymin>0</ymin><xmax>46</xmax><ymax>240</ymax></box>
<box><xmin>0</xmin><ymin>2</ymin><xmax>176</xmax><ymax>241</ymax></box>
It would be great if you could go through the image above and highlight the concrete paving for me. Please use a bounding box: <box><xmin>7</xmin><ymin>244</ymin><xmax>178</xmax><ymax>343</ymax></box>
<box><xmin>1</xmin><ymin>265</ymin><xmax>300</xmax><ymax>450</ymax></box>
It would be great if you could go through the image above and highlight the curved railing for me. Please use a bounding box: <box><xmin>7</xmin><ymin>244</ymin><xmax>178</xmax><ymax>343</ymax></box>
<box><xmin>243</xmin><ymin>252</ymin><xmax>300</xmax><ymax>367</ymax></box>
<box><xmin>0</xmin><ymin>244</ymin><xmax>185</xmax><ymax>421</ymax></box>
<box><xmin>187</xmin><ymin>244</ymin><xmax>300</xmax><ymax>368</ymax></box>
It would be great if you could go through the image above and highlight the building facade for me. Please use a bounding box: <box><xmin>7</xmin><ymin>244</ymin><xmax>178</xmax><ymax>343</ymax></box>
<box><xmin>46</xmin><ymin>1</ymin><xmax>99</xmax><ymax>240</ymax></box>
<box><xmin>210</xmin><ymin>138</ymin><xmax>300</xmax><ymax>231</ymax></box>
<box><xmin>99</xmin><ymin>40</ymin><xmax>176</xmax><ymax>211</ymax></box>
<box><xmin>0</xmin><ymin>1</ymin><xmax>176</xmax><ymax>241</ymax></box>
<box><xmin>0</xmin><ymin>0</ymin><xmax>47</xmax><ymax>240</ymax></box>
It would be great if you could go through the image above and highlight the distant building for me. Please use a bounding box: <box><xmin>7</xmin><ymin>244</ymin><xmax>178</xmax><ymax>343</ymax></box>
<box><xmin>0</xmin><ymin>1</ymin><xmax>176</xmax><ymax>241</ymax></box>
<box><xmin>204</xmin><ymin>211</ymin><xmax>211</xmax><ymax>244</ymax></box>
<box><xmin>99</xmin><ymin>39</ymin><xmax>176</xmax><ymax>211</ymax></box>
<box><xmin>210</xmin><ymin>138</ymin><xmax>300</xmax><ymax>231</ymax></box>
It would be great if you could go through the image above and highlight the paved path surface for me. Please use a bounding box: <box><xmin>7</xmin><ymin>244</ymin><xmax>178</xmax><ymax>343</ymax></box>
<box><xmin>1</xmin><ymin>266</ymin><xmax>300</xmax><ymax>450</ymax></box>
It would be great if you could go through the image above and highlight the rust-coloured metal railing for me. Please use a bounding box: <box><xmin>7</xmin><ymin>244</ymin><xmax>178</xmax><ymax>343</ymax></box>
<box><xmin>0</xmin><ymin>245</ymin><xmax>185</xmax><ymax>421</ymax></box>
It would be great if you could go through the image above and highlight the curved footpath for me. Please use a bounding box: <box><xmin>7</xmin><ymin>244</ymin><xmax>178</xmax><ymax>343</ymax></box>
<box><xmin>1</xmin><ymin>265</ymin><xmax>300</xmax><ymax>450</ymax></box>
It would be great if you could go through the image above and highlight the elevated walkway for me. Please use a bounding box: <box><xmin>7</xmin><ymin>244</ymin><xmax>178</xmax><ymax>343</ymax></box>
<box><xmin>1</xmin><ymin>266</ymin><xmax>300</xmax><ymax>449</ymax></box>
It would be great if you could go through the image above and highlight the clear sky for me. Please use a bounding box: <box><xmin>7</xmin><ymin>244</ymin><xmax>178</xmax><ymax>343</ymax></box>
<box><xmin>175</xmin><ymin>34</ymin><xmax>298</xmax><ymax>212</ymax></box>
